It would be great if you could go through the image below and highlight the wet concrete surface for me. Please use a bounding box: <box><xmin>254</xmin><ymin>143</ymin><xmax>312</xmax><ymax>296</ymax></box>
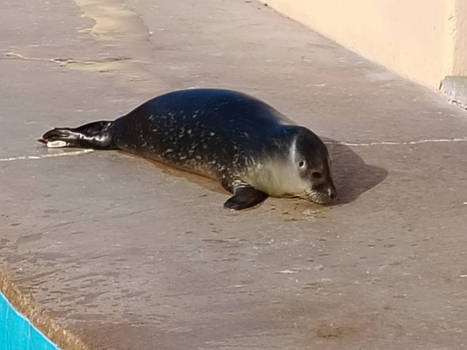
<box><xmin>1</xmin><ymin>0</ymin><xmax>467</xmax><ymax>349</ymax></box>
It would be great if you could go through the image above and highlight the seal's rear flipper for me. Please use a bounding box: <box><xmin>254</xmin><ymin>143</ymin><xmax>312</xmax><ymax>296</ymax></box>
<box><xmin>224</xmin><ymin>185</ymin><xmax>268</xmax><ymax>210</ymax></box>
<box><xmin>39</xmin><ymin>121</ymin><xmax>115</xmax><ymax>149</ymax></box>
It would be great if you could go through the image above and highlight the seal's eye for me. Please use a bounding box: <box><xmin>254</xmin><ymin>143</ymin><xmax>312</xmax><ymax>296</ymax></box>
<box><xmin>312</xmin><ymin>172</ymin><xmax>322</xmax><ymax>179</ymax></box>
<box><xmin>298</xmin><ymin>160</ymin><xmax>306</xmax><ymax>168</ymax></box>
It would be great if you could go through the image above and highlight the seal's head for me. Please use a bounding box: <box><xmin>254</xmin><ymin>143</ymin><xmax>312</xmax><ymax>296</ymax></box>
<box><xmin>245</xmin><ymin>126</ymin><xmax>337</xmax><ymax>204</ymax></box>
<box><xmin>291</xmin><ymin>127</ymin><xmax>337</xmax><ymax>204</ymax></box>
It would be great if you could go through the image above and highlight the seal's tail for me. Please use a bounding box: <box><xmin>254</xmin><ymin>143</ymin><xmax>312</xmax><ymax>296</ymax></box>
<box><xmin>39</xmin><ymin>120</ymin><xmax>116</xmax><ymax>149</ymax></box>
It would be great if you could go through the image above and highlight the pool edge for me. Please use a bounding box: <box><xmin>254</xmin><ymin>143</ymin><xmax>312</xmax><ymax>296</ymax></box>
<box><xmin>0</xmin><ymin>269</ymin><xmax>89</xmax><ymax>350</ymax></box>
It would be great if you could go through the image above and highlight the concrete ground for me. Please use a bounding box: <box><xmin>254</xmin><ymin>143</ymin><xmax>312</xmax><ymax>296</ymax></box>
<box><xmin>1</xmin><ymin>0</ymin><xmax>467</xmax><ymax>349</ymax></box>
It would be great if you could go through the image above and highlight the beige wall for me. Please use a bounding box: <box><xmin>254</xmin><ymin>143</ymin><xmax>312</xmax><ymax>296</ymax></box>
<box><xmin>452</xmin><ymin>0</ymin><xmax>467</xmax><ymax>77</ymax></box>
<box><xmin>261</xmin><ymin>0</ymin><xmax>467</xmax><ymax>89</ymax></box>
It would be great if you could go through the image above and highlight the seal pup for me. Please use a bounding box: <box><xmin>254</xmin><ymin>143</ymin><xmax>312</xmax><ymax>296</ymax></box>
<box><xmin>40</xmin><ymin>89</ymin><xmax>336</xmax><ymax>210</ymax></box>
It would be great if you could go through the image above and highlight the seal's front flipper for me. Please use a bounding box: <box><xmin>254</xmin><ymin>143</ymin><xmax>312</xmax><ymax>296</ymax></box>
<box><xmin>224</xmin><ymin>185</ymin><xmax>268</xmax><ymax>210</ymax></box>
<box><xmin>39</xmin><ymin>121</ymin><xmax>115</xmax><ymax>149</ymax></box>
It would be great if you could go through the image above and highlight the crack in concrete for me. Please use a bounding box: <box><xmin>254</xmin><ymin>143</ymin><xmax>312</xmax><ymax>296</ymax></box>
<box><xmin>2</xmin><ymin>137</ymin><xmax>466</xmax><ymax>163</ymax></box>
<box><xmin>0</xmin><ymin>149</ymin><xmax>94</xmax><ymax>162</ymax></box>
<box><xmin>2</xmin><ymin>52</ymin><xmax>47</xmax><ymax>62</ymax></box>
<box><xmin>50</xmin><ymin>56</ymin><xmax>132</xmax><ymax>66</ymax></box>
<box><xmin>3</xmin><ymin>52</ymin><xmax>134</xmax><ymax>72</ymax></box>
<box><xmin>331</xmin><ymin>137</ymin><xmax>467</xmax><ymax>147</ymax></box>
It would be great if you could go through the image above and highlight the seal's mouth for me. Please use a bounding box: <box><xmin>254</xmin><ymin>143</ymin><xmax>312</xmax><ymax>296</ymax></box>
<box><xmin>305</xmin><ymin>190</ymin><xmax>333</xmax><ymax>204</ymax></box>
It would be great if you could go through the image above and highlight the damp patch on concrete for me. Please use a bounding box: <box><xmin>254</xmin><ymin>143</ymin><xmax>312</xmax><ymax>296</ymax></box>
<box><xmin>73</xmin><ymin>0</ymin><xmax>150</xmax><ymax>42</ymax></box>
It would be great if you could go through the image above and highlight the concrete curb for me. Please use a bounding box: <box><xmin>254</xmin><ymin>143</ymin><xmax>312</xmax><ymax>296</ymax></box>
<box><xmin>441</xmin><ymin>76</ymin><xmax>467</xmax><ymax>109</ymax></box>
<box><xmin>0</xmin><ymin>270</ymin><xmax>89</xmax><ymax>350</ymax></box>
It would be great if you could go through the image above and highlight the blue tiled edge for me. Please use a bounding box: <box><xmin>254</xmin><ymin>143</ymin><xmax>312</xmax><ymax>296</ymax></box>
<box><xmin>0</xmin><ymin>290</ymin><xmax>58</xmax><ymax>350</ymax></box>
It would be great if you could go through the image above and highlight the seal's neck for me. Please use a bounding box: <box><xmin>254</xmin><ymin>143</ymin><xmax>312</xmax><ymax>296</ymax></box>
<box><xmin>244</xmin><ymin>127</ymin><xmax>309</xmax><ymax>197</ymax></box>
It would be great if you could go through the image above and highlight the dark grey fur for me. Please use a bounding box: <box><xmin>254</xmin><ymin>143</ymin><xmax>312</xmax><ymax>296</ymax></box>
<box><xmin>41</xmin><ymin>89</ymin><xmax>336</xmax><ymax>209</ymax></box>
